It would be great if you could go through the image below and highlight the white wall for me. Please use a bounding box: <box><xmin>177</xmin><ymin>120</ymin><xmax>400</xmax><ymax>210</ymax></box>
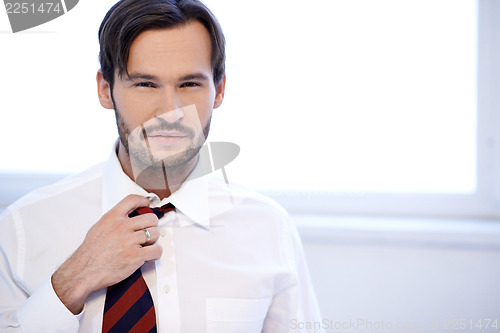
<box><xmin>298</xmin><ymin>216</ymin><xmax>500</xmax><ymax>332</ymax></box>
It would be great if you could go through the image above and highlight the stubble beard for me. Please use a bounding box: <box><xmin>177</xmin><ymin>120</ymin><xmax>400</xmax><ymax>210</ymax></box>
<box><xmin>114</xmin><ymin>108</ymin><xmax>212</xmax><ymax>171</ymax></box>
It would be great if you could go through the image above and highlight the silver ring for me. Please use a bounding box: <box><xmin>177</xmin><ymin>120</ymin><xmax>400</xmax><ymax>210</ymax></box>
<box><xmin>143</xmin><ymin>229</ymin><xmax>151</xmax><ymax>243</ymax></box>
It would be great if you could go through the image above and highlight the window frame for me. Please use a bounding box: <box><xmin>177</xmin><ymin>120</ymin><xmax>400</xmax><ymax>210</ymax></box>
<box><xmin>263</xmin><ymin>0</ymin><xmax>500</xmax><ymax>219</ymax></box>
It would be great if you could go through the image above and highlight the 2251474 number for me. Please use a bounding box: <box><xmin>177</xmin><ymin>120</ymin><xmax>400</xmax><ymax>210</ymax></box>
<box><xmin>5</xmin><ymin>2</ymin><xmax>62</xmax><ymax>14</ymax></box>
<box><xmin>443</xmin><ymin>318</ymin><xmax>499</xmax><ymax>330</ymax></box>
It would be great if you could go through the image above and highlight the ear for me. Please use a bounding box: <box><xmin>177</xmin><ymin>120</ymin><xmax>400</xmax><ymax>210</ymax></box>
<box><xmin>213</xmin><ymin>74</ymin><xmax>226</xmax><ymax>109</ymax></box>
<box><xmin>97</xmin><ymin>70</ymin><xmax>115</xmax><ymax>109</ymax></box>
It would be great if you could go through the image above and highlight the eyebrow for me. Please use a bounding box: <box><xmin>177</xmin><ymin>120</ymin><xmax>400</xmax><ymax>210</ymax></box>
<box><xmin>125</xmin><ymin>72</ymin><xmax>210</xmax><ymax>82</ymax></box>
<box><xmin>179</xmin><ymin>73</ymin><xmax>210</xmax><ymax>82</ymax></box>
<box><xmin>126</xmin><ymin>73</ymin><xmax>159</xmax><ymax>82</ymax></box>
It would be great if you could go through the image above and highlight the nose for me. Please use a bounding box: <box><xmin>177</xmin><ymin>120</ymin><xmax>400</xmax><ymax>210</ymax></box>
<box><xmin>156</xmin><ymin>88</ymin><xmax>184</xmax><ymax>123</ymax></box>
<box><xmin>159</xmin><ymin>107</ymin><xmax>184</xmax><ymax>123</ymax></box>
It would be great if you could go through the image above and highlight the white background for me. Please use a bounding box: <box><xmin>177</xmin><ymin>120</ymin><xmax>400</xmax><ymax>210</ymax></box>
<box><xmin>0</xmin><ymin>0</ymin><xmax>477</xmax><ymax>195</ymax></box>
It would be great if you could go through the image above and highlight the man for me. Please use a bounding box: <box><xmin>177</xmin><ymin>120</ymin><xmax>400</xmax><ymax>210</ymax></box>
<box><xmin>0</xmin><ymin>0</ymin><xmax>322</xmax><ymax>331</ymax></box>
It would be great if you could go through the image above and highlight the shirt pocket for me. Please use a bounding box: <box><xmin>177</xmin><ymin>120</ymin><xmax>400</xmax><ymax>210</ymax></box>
<box><xmin>206</xmin><ymin>297</ymin><xmax>272</xmax><ymax>333</ymax></box>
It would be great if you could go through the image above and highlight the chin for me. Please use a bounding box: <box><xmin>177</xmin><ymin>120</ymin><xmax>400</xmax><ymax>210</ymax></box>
<box><xmin>155</xmin><ymin>148</ymin><xmax>201</xmax><ymax>168</ymax></box>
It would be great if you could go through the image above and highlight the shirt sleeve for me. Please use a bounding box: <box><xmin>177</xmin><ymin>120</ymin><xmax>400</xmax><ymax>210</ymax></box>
<box><xmin>262</xmin><ymin>213</ymin><xmax>325</xmax><ymax>333</ymax></box>
<box><xmin>0</xmin><ymin>209</ymin><xmax>81</xmax><ymax>332</ymax></box>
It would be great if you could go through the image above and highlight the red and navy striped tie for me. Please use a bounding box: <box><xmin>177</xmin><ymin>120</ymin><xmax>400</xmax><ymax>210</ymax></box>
<box><xmin>102</xmin><ymin>203</ymin><xmax>175</xmax><ymax>333</ymax></box>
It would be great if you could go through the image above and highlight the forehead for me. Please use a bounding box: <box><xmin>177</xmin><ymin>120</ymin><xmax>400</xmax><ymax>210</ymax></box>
<box><xmin>126</xmin><ymin>20</ymin><xmax>212</xmax><ymax>78</ymax></box>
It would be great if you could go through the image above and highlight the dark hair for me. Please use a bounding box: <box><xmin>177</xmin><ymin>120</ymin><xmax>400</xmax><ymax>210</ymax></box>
<box><xmin>98</xmin><ymin>0</ymin><xmax>225</xmax><ymax>89</ymax></box>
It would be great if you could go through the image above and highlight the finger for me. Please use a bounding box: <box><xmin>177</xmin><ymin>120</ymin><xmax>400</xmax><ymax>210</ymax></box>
<box><xmin>138</xmin><ymin>227</ymin><xmax>160</xmax><ymax>246</ymax></box>
<box><xmin>113</xmin><ymin>194</ymin><xmax>150</xmax><ymax>216</ymax></box>
<box><xmin>130</xmin><ymin>214</ymin><xmax>159</xmax><ymax>231</ymax></box>
<box><xmin>141</xmin><ymin>243</ymin><xmax>163</xmax><ymax>262</ymax></box>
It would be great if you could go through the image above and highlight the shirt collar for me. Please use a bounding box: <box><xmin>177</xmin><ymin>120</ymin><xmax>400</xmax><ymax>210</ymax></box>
<box><xmin>101</xmin><ymin>142</ymin><xmax>210</xmax><ymax>230</ymax></box>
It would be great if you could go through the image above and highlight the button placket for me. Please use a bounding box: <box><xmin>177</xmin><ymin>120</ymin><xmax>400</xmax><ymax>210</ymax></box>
<box><xmin>155</xmin><ymin>222</ymin><xmax>181</xmax><ymax>332</ymax></box>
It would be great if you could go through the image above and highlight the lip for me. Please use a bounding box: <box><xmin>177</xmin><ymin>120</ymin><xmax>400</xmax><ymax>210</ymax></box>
<box><xmin>146</xmin><ymin>131</ymin><xmax>188</xmax><ymax>146</ymax></box>
<box><xmin>147</xmin><ymin>131</ymin><xmax>187</xmax><ymax>138</ymax></box>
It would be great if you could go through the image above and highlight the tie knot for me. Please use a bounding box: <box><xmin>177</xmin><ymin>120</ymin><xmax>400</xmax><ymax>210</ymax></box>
<box><xmin>129</xmin><ymin>203</ymin><xmax>176</xmax><ymax>219</ymax></box>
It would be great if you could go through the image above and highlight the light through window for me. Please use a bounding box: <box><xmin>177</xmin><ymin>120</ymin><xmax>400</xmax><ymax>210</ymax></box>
<box><xmin>0</xmin><ymin>0</ymin><xmax>478</xmax><ymax>196</ymax></box>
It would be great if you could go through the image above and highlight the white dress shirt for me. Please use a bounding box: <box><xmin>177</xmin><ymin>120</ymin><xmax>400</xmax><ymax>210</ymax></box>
<box><xmin>0</xmin><ymin>144</ymin><xmax>322</xmax><ymax>332</ymax></box>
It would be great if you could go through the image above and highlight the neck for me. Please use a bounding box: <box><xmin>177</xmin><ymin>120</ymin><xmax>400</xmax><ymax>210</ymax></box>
<box><xmin>117</xmin><ymin>141</ymin><xmax>198</xmax><ymax>199</ymax></box>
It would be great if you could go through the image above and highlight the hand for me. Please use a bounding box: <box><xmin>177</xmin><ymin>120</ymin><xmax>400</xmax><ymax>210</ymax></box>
<box><xmin>52</xmin><ymin>194</ymin><xmax>162</xmax><ymax>314</ymax></box>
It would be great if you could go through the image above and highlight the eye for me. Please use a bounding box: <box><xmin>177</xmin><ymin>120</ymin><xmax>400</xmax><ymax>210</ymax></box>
<box><xmin>136</xmin><ymin>82</ymin><xmax>155</xmax><ymax>88</ymax></box>
<box><xmin>181</xmin><ymin>82</ymin><xmax>200</xmax><ymax>88</ymax></box>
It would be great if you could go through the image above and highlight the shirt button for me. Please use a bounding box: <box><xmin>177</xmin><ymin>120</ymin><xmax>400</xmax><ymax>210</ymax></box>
<box><xmin>162</xmin><ymin>284</ymin><xmax>171</xmax><ymax>293</ymax></box>
<box><xmin>160</xmin><ymin>229</ymin><xmax>166</xmax><ymax>237</ymax></box>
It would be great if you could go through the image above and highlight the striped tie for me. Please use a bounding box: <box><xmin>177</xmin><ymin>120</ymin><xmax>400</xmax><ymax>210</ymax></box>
<box><xmin>102</xmin><ymin>203</ymin><xmax>175</xmax><ymax>333</ymax></box>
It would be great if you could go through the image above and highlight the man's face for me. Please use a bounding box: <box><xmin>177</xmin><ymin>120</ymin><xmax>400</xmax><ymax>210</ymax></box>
<box><xmin>101</xmin><ymin>21</ymin><xmax>224</xmax><ymax>171</ymax></box>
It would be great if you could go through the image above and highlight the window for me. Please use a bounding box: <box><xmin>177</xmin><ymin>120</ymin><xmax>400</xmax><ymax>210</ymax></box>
<box><xmin>1</xmin><ymin>0</ymin><xmax>498</xmax><ymax>217</ymax></box>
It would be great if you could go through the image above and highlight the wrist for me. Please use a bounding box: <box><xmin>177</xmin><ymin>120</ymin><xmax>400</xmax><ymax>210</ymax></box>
<box><xmin>51</xmin><ymin>253</ymin><xmax>97</xmax><ymax>315</ymax></box>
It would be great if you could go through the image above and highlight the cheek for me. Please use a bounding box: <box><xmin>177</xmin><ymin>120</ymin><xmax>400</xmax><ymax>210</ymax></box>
<box><xmin>183</xmin><ymin>91</ymin><xmax>215</xmax><ymax>126</ymax></box>
<box><xmin>195</xmin><ymin>90</ymin><xmax>216</xmax><ymax>119</ymax></box>
<box><xmin>180</xmin><ymin>104</ymin><xmax>209</xmax><ymax>133</ymax></box>
<box><xmin>114</xmin><ymin>95</ymin><xmax>153</xmax><ymax>129</ymax></box>
<box><xmin>193</xmin><ymin>103</ymin><xmax>213</xmax><ymax>129</ymax></box>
